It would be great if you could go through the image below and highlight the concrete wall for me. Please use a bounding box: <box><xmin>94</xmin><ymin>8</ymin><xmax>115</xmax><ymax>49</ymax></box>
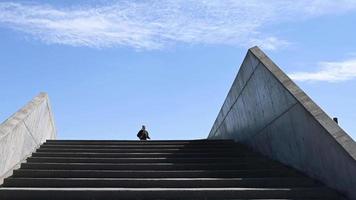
<box><xmin>0</xmin><ymin>93</ymin><xmax>56</xmax><ymax>184</ymax></box>
<box><xmin>208</xmin><ymin>47</ymin><xmax>356</xmax><ymax>199</ymax></box>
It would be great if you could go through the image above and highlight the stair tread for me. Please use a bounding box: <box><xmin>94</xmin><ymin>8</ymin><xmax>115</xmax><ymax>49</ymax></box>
<box><xmin>0</xmin><ymin>187</ymin><xmax>331</xmax><ymax>191</ymax></box>
<box><xmin>15</xmin><ymin>169</ymin><xmax>294</xmax><ymax>172</ymax></box>
<box><xmin>45</xmin><ymin>140</ymin><xmax>233</xmax><ymax>141</ymax></box>
<box><xmin>6</xmin><ymin>177</ymin><xmax>312</xmax><ymax>180</ymax></box>
<box><xmin>43</xmin><ymin>145</ymin><xmax>237</xmax><ymax>147</ymax></box>
<box><xmin>31</xmin><ymin>152</ymin><xmax>258</xmax><ymax>158</ymax></box>
<box><xmin>23</xmin><ymin>162</ymin><xmax>276</xmax><ymax>165</ymax></box>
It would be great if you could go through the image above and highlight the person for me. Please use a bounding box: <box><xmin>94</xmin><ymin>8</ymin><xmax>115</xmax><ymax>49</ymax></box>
<box><xmin>137</xmin><ymin>125</ymin><xmax>150</xmax><ymax>140</ymax></box>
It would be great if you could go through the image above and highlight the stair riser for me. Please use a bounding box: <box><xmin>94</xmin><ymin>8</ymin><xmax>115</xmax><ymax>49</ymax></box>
<box><xmin>31</xmin><ymin>152</ymin><xmax>258</xmax><ymax>158</ymax></box>
<box><xmin>20</xmin><ymin>163</ymin><xmax>283</xmax><ymax>170</ymax></box>
<box><xmin>3</xmin><ymin>178</ymin><xmax>319</xmax><ymax>188</ymax></box>
<box><xmin>40</xmin><ymin>145</ymin><xmax>242</xmax><ymax>149</ymax></box>
<box><xmin>26</xmin><ymin>157</ymin><xmax>270</xmax><ymax>164</ymax></box>
<box><xmin>35</xmin><ymin>149</ymin><xmax>251</xmax><ymax>153</ymax></box>
<box><xmin>0</xmin><ymin>188</ymin><xmax>339</xmax><ymax>200</ymax></box>
<box><xmin>13</xmin><ymin>170</ymin><xmax>302</xmax><ymax>178</ymax></box>
<box><xmin>45</xmin><ymin>140</ymin><xmax>233</xmax><ymax>144</ymax></box>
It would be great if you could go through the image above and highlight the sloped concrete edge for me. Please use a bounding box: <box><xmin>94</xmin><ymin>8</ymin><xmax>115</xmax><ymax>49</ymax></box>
<box><xmin>0</xmin><ymin>93</ymin><xmax>56</xmax><ymax>184</ymax></box>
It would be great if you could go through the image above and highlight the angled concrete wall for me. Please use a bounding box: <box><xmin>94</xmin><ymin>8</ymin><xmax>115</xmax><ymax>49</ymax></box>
<box><xmin>208</xmin><ymin>47</ymin><xmax>356</xmax><ymax>199</ymax></box>
<box><xmin>0</xmin><ymin>93</ymin><xmax>56</xmax><ymax>184</ymax></box>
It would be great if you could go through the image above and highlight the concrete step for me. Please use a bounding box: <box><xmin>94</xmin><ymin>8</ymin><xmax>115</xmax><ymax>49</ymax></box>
<box><xmin>45</xmin><ymin>139</ymin><xmax>234</xmax><ymax>144</ymax></box>
<box><xmin>39</xmin><ymin>144</ymin><xmax>243</xmax><ymax>149</ymax></box>
<box><xmin>20</xmin><ymin>162</ymin><xmax>284</xmax><ymax>170</ymax></box>
<box><xmin>0</xmin><ymin>187</ymin><xmax>341</xmax><ymax>200</ymax></box>
<box><xmin>35</xmin><ymin>148</ymin><xmax>250</xmax><ymax>153</ymax></box>
<box><xmin>26</xmin><ymin>156</ymin><xmax>271</xmax><ymax>164</ymax></box>
<box><xmin>43</xmin><ymin>142</ymin><xmax>236</xmax><ymax>147</ymax></box>
<box><xmin>31</xmin><ymin>152</ymin><xmax>259</xmax><ymax>158</ymax></box>
<box><xmin>12</xmin><ymin>169</ymin><xmax>303</xmax><ymax>178</ymax></box>
<box><xmin>3</xmin><ymin>177</ymin><xmax>320</xmax><ymax>188</ymax></box>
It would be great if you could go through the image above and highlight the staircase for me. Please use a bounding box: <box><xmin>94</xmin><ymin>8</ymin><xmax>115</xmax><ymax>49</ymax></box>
<box><xmin>0</xmin><ymin>139</ymin><xmax>344</xmax><ymax>199</ymax></box>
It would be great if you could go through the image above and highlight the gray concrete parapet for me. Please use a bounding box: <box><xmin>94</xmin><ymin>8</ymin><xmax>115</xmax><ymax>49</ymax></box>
<box><xmin>0</xmin><ymin>93</ymin><xmax>56</xmax><ymax>184</ymax></box>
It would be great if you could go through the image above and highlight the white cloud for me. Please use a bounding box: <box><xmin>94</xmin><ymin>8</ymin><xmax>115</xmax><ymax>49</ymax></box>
<box><xmin>295</xmin><ymin>0</ymin><xmax>356</xmax><ymax>16</ymax></box>
<box><xmin>247</xmin><ymin>37</ymin><xmax>291</xmax><ymax>51</ymax></box>
<box><xmin>0</xmin><ymin>1</ymin><xmax>355</xmax><ymax>49</ymax></box>
<box><xmin>290</xmin><ymin>58</ymin><xmax>356</xmax><ymax>82</ymax></box>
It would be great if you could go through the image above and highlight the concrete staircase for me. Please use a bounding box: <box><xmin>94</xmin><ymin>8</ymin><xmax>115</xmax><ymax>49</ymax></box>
<box><xmin>0</xmin><ymin>140</ymin><xmax>344</xmax><ymax>199</ymax></box>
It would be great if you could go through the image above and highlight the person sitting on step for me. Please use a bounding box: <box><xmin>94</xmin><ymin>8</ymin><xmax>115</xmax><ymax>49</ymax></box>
<box><xmin>137</xmin><ymin>125</ymin><xmax>150</xmax><ymax>140</ymax></box>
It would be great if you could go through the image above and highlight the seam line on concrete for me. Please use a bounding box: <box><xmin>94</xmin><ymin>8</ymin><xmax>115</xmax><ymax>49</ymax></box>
<box><xmin>250</xmin><ymin>103</ymin><xmax>298</xmax><ymax>141</ymax></box>
<box><xmin>0</xmin><ymin>121</ymin><xmax>39</xmax><ymax>185</ymax></box>
<box><xmin>23</xmin><ymin>121</ymin><xmax>40</xmax><ymax>145</ymax></box>
<box><xmin>249</xmin><ymin>47</ymin><xmax>356</xmax><ymax>161</ymax></box>
<box><xmin>211</xmin><ymin>60</ymin><xmax>259</xmax><ymax>137</ymax></box>
<box><xmin>209</xmin><ymin>56</ymin><xmax>250</xmax><ymax>136</ymax></box>
<box><xmin>0</xmin><ymin>94</ymin><xmax>46</xmax><ymax>140</ymax></box>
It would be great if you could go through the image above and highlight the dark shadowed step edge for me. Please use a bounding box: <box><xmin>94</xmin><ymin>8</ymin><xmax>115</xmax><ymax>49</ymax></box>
<box><xmin>35</xmin><ymin>148</ymin><xmax>248</xmax><ymax>153</ymax></box>
<box><xmin>43</xmin><ymin>140</ymin><xmax>237</xmax><ymax>147</ymax></box>
<box><xmin>20</xmin><ymin>162</ymin><xmax>285</xmax><ymax>170</ymax></box>
<box><xmin>12</xmin><ymin>169</ymin><xmax>304</xmax><ymax>178</ymax></box>
<box><xmin>45</xmin><ymin>139</ymin><xmax>234</xmax><ymax>143</ymax></box>
<box><xmin>0</xmin><ymin>187</ymin><xmax>341</xmax><ymax>200</ymax></box>
<box><xmin>30</xmin><ymin>152</ymin><xmax>259</xmax><ymax>158</ymax></box>
<box><xmin>39</xmin><ymin>144</ymin><xmax>244</xmax><ymax>149</ymax></box>
<box><xmin>25</xmin><ymin>157</ymin><xmax>273</xmax><ymax>164</ymax></box>
<box><xmin>3</xmin><ymin>177</ymin><xmax>321</xmax><ymax>188</ymax></box>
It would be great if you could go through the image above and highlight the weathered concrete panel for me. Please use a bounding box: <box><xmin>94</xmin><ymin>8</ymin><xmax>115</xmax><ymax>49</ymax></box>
<box><xmin>0</xmin><ymin>93</ymin><xmax>56</xmax><ymax>184</ymax></box>
<box><xmin>208</xmin><ymin>47</ymin><xmax>356</xmax><ymax>199</ymax></box>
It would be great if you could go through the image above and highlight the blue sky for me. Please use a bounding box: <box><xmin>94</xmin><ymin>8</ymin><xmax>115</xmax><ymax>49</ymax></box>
<box><xmin>0</xmin><ymin>1</ymin><xmax>355</xmax><ymax>140</ymax></box>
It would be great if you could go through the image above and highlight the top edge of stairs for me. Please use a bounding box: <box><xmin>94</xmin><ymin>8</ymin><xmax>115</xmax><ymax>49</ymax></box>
<box><xmin>46</xmin><ymin>140</ymin><xmax>234</xmax><ymax>142</ymax></box>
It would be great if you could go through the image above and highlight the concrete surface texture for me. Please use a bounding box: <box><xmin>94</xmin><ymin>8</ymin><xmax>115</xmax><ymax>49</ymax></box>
<box><xmin>208</xmin><ymin>46</ymin><xmax>356</xmax><ymax>199</ymax></box>
<box><xmin>0</xmin><ymin>93</ymin><xmax>56</xmax><ymax>184</ymax></box>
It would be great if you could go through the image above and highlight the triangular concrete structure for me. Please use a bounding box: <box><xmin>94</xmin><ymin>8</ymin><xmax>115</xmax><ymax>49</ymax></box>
<box><xmin>209</xmin><ymin>46</ymin><xmax>356</xmax><ymax>199</ymax></box>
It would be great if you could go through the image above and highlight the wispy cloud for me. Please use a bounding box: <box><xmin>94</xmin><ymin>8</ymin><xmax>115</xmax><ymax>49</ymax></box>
<box><xmin>247</xmin><ymin>37</ymin><xmax>291</xmax><ymax>51</ymax></box>
<box><xmin>0</xmin><ymin>1</ymin><xmax>355</xmax><ymax>50</ymax></box>
<box><xmin>290</xmin><ymin>58</ymin><xmax>356</xmax><ymax>82</ymax></box>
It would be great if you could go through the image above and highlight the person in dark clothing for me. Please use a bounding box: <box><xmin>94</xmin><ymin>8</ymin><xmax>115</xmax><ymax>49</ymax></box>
<box><xmin>137</xmin><ymin>125</ymin><xmax>150</xmax><ymax>140</ymax></box>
